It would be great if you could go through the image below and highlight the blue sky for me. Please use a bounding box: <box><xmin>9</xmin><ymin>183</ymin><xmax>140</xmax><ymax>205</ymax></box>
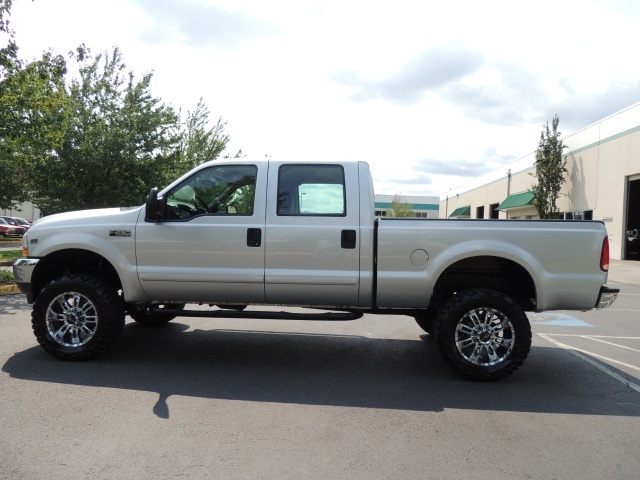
<box><xmin>9</xmin><ymin>0</ymin><xmax>640</xmax><ymax>196</ymax></box>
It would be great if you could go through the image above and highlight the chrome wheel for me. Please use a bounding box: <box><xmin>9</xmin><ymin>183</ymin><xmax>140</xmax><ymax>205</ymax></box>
<box><xmin>455</xmin><ymin>307</ymin><xmax>515</xmax><ymax>366</ymax></box>
<box><xmin>46</xmin><ymin>291</ymin><xmax>99</xmax><ymax>347</ymax></box>
<box><xmin>435</xmin><ymin>288</ymin><xmax>531</xmax><ymax>380</ymax></box>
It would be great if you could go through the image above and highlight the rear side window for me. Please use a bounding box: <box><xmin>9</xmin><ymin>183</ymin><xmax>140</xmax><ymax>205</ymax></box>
<box><xmin>277</xmin><ymin>165</ymin><xmax>346</xmax><ymax>216</ymax></box>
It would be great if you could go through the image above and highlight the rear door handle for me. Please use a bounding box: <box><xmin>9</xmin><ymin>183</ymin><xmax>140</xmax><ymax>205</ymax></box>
<box><xmin>341</xmin><ymin>229</ymin><xmax>356</xmax><ymax>249</ymax></box>
<box><xmin>247</xmin><ymin>228</ymin><xmax>261</xmax><ymax>247</ymax></box>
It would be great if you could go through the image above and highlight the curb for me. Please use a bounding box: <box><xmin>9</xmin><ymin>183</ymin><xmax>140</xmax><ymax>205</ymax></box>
<box><xmin>0</xmin><ymin>284</ymin><xmax>21</xmax><ymax>296</ymax></box>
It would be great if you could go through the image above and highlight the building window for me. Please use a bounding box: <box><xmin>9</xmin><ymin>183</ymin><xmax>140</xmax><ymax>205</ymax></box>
<box><xmin>476</xmin><ymin>206</ymin><xmax>485</xmax><ymax>219</ymax></box>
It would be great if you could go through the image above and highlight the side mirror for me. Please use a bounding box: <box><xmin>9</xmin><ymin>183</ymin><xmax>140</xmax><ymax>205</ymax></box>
<box><xmin>145</xmin><ymin>187</ymin><xmax>164</xmax><ymax>223</ymax></box>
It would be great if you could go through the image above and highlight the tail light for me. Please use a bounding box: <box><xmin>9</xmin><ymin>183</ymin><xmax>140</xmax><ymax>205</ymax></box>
<box><xmin>600</xmin><ymin>236</ymin><xmax>610</xmax><ymax>272</ymax></box>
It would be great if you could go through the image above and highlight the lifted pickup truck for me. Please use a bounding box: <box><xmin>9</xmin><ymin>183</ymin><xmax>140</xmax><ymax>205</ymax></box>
<box><xmin>14</xmin><ymin>159</ymin><xmax>619</xmax><ymax>380</ymax></box>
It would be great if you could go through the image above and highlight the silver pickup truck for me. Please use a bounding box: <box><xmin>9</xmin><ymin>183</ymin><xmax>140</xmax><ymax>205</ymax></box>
<box><xmin>14</xmin><ymin>159</ymin><xmax>618</xmax><ymax>380</ymax></box>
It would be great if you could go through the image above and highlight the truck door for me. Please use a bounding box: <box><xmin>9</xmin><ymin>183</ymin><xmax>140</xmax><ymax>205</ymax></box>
<box><xmin>264</xmin><ymin>163</ymin><xmax>361</xmax><ymax>307</ymax></box>
<box><xmin>135</xmin><ymin>163</ymin><xmax>266</xmax><ymax>304</ymax></box>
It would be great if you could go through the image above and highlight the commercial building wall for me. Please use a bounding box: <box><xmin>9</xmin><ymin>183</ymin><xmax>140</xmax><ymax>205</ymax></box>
<box><xmin>375</xmin><ymin>194</ymin><xmax>440</xmax><ymax>218</ymax></box>
<box><xmin>2</xmin><ymin>202</ymin><xmax>42</xmax><ymax>222</ymax></box>
<box><xmin>440</xmin><ymin>102</ymin><xmax>640</xmax><ymax>260</ymax></box>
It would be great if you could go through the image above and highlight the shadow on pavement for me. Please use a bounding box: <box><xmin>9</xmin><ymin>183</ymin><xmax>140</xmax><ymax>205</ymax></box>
<box><xmin>4</xmin><ymin>321</ymin><xmax>640</xmax><ymax>419</ymax></box>
<box><xmin>0</xmin><ymin>293</ymin><xmax>25</xmax><ymax>317</ymax></box>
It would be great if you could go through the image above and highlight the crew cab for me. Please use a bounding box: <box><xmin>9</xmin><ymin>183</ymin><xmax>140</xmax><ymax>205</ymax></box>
<box><xmin>13</xmin><ymin>159</ymin><xmax>618</xmax><ymax>380</ymax></box>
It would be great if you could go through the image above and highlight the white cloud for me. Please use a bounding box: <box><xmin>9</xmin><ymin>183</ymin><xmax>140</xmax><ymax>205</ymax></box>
<box><xmin>9</xmin><ymin>0</ymin><xmax>640</xmax><ymax>196</ymax></box>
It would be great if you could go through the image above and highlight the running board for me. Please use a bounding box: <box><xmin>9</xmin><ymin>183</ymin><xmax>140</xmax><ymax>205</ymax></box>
<box><xmin>148</xmin><ymin>308</ymin><xmax>363</xmax><ymax>321</ymax></box>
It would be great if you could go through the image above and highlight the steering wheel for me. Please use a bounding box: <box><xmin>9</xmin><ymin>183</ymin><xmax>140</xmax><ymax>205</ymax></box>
<box><xmin>194</xmin><ymin>195</ymin><xmax>210</xmax><ymax>213</ymax></box>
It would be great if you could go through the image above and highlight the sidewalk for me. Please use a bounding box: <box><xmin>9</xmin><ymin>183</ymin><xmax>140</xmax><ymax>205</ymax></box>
<box><xmin>608</xmin><ymin>259</ymin><xmax>640</xmax><ymax>286</ymax></box>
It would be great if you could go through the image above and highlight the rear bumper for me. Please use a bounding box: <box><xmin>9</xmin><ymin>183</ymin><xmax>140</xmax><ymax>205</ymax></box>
<box><xmin>595</xmin><ymin>285</ymin><xmax>619</xmax><ymax>309</ymax></box>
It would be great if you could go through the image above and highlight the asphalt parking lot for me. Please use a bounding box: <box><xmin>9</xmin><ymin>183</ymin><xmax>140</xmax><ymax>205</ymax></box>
<box><xmin>1</xmin><ymin>261</ymin><xmax>639</xmax><ymax>480</ymax></box>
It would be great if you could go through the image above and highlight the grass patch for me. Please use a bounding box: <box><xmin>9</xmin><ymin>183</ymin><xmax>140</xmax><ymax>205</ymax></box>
<box><xmin>0</xmin><ymin>250</ymin><xmax>22</xmax><ymax>262</ymax></box>
<box><xmin>0</xmin><ymin>270</ymin><xmax>15</xmax><ymax>285</ymax></box>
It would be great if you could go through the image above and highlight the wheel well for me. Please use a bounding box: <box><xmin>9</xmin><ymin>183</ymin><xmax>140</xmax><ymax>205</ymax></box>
<box><xmin>31</xmin><ymin>249</ymin><xmax>122</xmax><ymax>300</ymax></box>
<box><xmin>430</xmin><ymin>256</ymin><xmax>537</xmax><ymax>312</ymax></box>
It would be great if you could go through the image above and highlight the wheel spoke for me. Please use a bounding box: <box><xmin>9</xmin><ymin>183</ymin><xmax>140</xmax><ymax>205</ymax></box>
<box><xmin>467</xmin><ymin>311</ymin><xmax>482</xmax><ymax>326</ymax></box>
<box><xmin>71</xmin><ymin>294</ymin><xmax>82</xmax><ymax>308</ymax></box>
<box><xmin>481</xmin><ymin>308</ymin><xmax>494</xmax><ymax>325</ymax></box>
<box><xmin>57</xmin><ymin>297</ymin><xmax>72</xmax><ymax>313</ymax></box>
<box><xmin>70</xmin><ymin>328</ymin><xmax>81</xmax><ymax>345</ymax></box>
<box><xmin>456</xmin><ymin>306</ymin><xmax>517</xmax><ymax>367</ymax></box>
<box><xmin>53</xmin><ymin>324</ymin><xmax>71</xmax><ymax>342</ymax></box>
<box><xmin>80</xmin><ymin>325</ymin><xmax>94</xmax><ymax>337</ymax></box>
<box><xmin>46</xmin><ymin>291</ymin><xmax>99</xmax><ymax>348</ymax></box>
<box><xmin>457</xmin><ymin>337</ymin><xmax>475</xmax><ymax>349</ymax></box>
<box><xmin>468</xmin><ymin>345</ymin><xmax>484</xmax><ymax>364</ymax></box>
<box><xmin>494</xmin><ymin>336</ymin><xmax>514</xmax><ymax>348</ymax></box>
<box><xmin>457</xmin><ymin>323</ymin><xmax>475</xmax><ymax>335</ymax></box>
<box><xmin>485</xmin><ymin>345</ymin><xmax>500</xmax><ymax>363</ymax></box>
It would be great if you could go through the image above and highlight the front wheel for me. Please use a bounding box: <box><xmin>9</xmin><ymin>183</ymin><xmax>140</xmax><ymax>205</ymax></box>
<box><xmin>32</xmin><ymin>274</ymin><xmax>125</xmax><ymax>360</ymax></box>
<box><xmin>434</xmin><ymin>288</ymin><xmax>531</xmax><ymax>381</ymax></box>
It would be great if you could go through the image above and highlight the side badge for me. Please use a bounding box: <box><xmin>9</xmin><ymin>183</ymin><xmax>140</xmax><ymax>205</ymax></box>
<box><xmin>109</xmin><ymin>230</ymin><xmax>132</xmax><ymax>237</ymax></box>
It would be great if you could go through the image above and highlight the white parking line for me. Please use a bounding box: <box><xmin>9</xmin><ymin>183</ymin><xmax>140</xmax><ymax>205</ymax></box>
<box><xmin>544</xmin><ymin>335</ymin><xmax>640</xmax><ymax>339</ymax></box>
<box><xmin>538</xmin><ymin>333</ymin><xmax>640</xmax><ymax>394</ymax></box>
<box><xmin>582</xmin><ymin>336</ymin><xmax>640</xmax><ymax>353</ymax></box>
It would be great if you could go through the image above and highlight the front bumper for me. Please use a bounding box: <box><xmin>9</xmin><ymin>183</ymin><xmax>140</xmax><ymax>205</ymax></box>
<box><xmin>595</xmin><ymin>285</ymin><xmax>619</xmax><ymax>309</ymax></box>
<box><xmin>13</xmin><ymin>257</ymin><xmax>39</xmax><ymax>304</ymax></box>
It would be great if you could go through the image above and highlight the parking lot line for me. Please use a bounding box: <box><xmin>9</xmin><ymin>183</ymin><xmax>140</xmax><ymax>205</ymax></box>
<box><xmin>581</xmin><ymin>336</ymin><xmax>640</xmax><ymax>353</ymax></box>
<box><xmin>538</xmin><ymin>333</ymin><xmax>640</xmax><ymax>394</ymax></box>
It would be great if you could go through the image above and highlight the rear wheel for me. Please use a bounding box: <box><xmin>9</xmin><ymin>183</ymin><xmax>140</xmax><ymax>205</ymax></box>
<box><xmin>434</xmin><ymin>288</ymin><xmax>531</xmax><ymax>381</ymax></box>
<box><xmin>32</xmin><ymin>274</ymin><xmax>125</xmax><ymax>360</ymax></box>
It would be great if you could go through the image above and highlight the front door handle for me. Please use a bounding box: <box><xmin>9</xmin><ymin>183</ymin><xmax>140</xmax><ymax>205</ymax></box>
<box><xmin>247</xmin><ymin>228</ymin><xmax>261</xmax><ymax>247</ymax></box>
<box><xmin>341</xmin><ymin>229</ymin><xmax>356</xmax><ymax>249</ymax></box>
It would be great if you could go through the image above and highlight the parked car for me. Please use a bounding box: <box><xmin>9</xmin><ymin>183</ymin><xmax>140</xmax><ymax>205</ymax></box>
<box><xmin>1</xmin><ymin>216</ymin><xmax>30</xmax><ymax>231</ymax></box>
<box><xmin>0</xmin><ymin>216</ymin><xmax>29</xmax><ymax>235</ymax></box>
<box><xmin>0</xmin><ymin>217</ymin><xmax>25</xmax><ymax>237</ymax></box>
<box><xmin>12</xmin><ymin>217</ymin><xmax>32</xmax><ymax>230</ymax></box>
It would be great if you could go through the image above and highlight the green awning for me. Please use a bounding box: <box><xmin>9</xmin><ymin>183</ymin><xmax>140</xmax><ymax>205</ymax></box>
<box><xmin>449</xmin><ymin>205</ymin><xmax>471</xmax><ymax>218</ymax></box>
<box><xmin>497</xmin><ymin>191</ymin><xmax>535</xmax><ymax>211</ymax></box>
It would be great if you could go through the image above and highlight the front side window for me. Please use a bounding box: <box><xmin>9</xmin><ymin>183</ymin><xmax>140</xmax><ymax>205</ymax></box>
<box><xmin>277</xmin><ymin>165</ymin><xmax>346</xmax><ymax>216</ymax></box>
<box><xmin>164</xmin><ymin>165</ymin><xmax>257</xmax><ymax>220</ymax></box>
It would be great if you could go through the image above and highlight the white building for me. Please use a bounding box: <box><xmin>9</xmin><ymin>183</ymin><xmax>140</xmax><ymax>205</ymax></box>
<box><xmin>440</xmin><ymin>102</ymin><xmax>640</xmax><ymax>261</ymax></box>
<box><xmin>375</xmin><ymin>194</ymin><xmax>440</xmax><ymax>218</ymax></box>
<box><xmin>2</xmin><ymin>202</ymin><xmax>42</xmax><ymax>222</ymax></box>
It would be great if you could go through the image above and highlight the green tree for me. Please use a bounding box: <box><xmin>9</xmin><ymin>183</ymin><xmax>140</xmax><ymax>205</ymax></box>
<box><xmin>0</xmin><ymin>0</ymin><xmax>23</xmax><ymax>209</ymax></box>
<box><xmin>1</xmin><ymin>2</ymin><xmax>237</xmax><ymax>214</ymax></box>
<box><xmin>386</xmin><ymin>194</ymin><xmax>414</xmax><ymax>218</ymax></box>
<box><xmin>1</xmin><ymin>1</ymin><xmax>68</xmax><ymax>210</ymax></box>
<box><xmin>531</xmin><ymin>114</ymin><xmax>568</xmax><ymax>219</ymax></box>
<box><xmin>31</xmin><ymin>46</ymin><xmax>182</xmax><ymax>214</ymax></box>
<box><xmin>176</xmin><ymin>97</ymin><xmax>231</xmax><ymax>172</ymax></box>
